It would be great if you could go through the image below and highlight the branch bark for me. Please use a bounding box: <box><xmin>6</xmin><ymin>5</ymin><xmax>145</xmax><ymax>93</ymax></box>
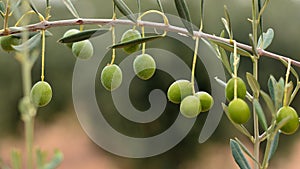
<box><xmin>2</xmin><ymin>18</ymin><xmax>300</xmax><ymax>67</ymax></box>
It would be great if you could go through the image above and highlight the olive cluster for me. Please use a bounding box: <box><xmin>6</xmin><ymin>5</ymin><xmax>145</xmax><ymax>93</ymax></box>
<box><xmin>100</xmin><ymin>29</ymin><xmax>156</xmax><ymax>91</ymax></box>
<box><xmin>167</xmin><ymin>80</ymin><xmax>214</xmax><ymax>118</ymax></box>
<box><xmin>225</xmin><ymin>77</ymin><xmax>250</xmax><ymax>124</ymax></box>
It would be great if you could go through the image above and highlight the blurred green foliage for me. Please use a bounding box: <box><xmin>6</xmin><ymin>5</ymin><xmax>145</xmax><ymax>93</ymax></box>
<box><xmin>0</xmin><ymin>0</ymin><xmax>300</xmax><ymax>168</ymax></box>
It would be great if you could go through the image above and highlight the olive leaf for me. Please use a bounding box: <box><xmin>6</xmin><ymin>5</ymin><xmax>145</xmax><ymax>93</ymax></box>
<box><xmin>223</xmin><ymin>5</ymin><xmax>233</xmax><ymax>39</ymax></box>
<box><xmin>260</xmin><ymin>90</ymin><xmax>276</xmax><ymax>117</ymax></box>
<box><xmin>10</xmin><ymin>0</ymin><xmax>21</xmax><ymax>15</ymax></box>
<box><xmin>29</xmin><ymin>0</ymin><xmax>39</xmax><ymax>15</ymax></box>
<box><xmin>12</xmin><ymin>33</ymin><xmax>41</xmax><ymax>52</ymax></box>
<box><xmin>12</xmin><ymin>30</ymin><xmax>53</xmax><ymax>39</ymax></box>
<box><xmin>62</xmin><ymin>0</ymin><xmax>79</xmax><ymax>18</ymax></box>
<box><xmin>11</xmin><ymin>149</ymin><xmax>21</xmax><ymax>169</ymax></box>
<box><xmin>283</xmin><ymin>81</ymin><xmax>293</xmax><ymax>106</ymax></box>
<box><xmin>156</xmin><ymin>0</ymin><xmax>164</xmax><ymax>13</ymax></box>
<box><xmin>246</xmin><ymin>72</ymin><xmax>260</xmax><ymax>98</ymax></box>
<box><xmin>253</xmin><ymin>99</ymin><xmax>268</xmax><ymax>131</ymax></box>
<box><xmin>280</xmin><ymin>58</ymin><xmax>299</xmax><ymax>82</ymax></box>
<box><xmin>174</xmin><ymin>0</ymin><xmax>194</xmax><ymax>36</ymax></box>
<box><xmin>209</xmin><ymin>39</ymin><xmax>252</xmax><ymax>57</ymax></box>
<box><xmin>258</xmin><ymin>28</ymin><xmax>274</xmax><ymax>49</ymax></box>
<box><xmin>43</xmin><ymin>150</ymin><xmax>63</xmax><ymax>169</ymax></box>
<box><xmin>268</xmin><ymin>132</ymin><xmax>280</xmax><ymax>161</ymax></box>
<box><xmin>113</xmin><ymin>0</ymin><xmax>136</xmax><ymax>23</ymax></box>
<box><xmin>230</xmin><ymin>139</ymin><xmax>251</xmax><ymax>169</ymax></box>
<box><xmin>234</xmin><ymin>138</ymin><xmax>260</xmax><ymax>165</ymax></box>
<box><xmin>58</xmin><ymin>29</ymin><xmax>109</xmax><ymax>43</ymax></box>
<box><xmin>109</xmin><ymin>35</ymin><xmax>164</xmax><ymax>49</ymax></box>
<box><xmin>268</xmin><ymin>75</ymin><xmax>276</xmax><ymax>104</ymax></box>
<box><xmin>0</xmin><ymin>1</ymin><xmax>5</xmax><ymax>17</ymax></box>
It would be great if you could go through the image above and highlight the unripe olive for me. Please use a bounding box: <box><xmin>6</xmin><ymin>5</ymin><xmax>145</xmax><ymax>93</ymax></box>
<box><xmin>225</xmin><ymin>77</ymin><xmax>247</xmax><ymax>101</ymax></box>
<box><xmin>121</xmin><ymin>29</ymin><xmax>141</xmax><ymax>54</ymax></box>
<box><xmin>180</xmin><ymin>95</ymin><xmax>201</xmax><ymax>118</ymax></box>
<box><xmin>195</xmin><ymin>91</ymin><xmax>214</xmax><ymax>112</ymax></box>
<box><xmin>167</xmin><ymin>80</ymin><xmax>193</xmax><ymax>104</ymax></box>
<box><xmin>228</xmin><ymin>98</ymin><xmax>250</xmax><ymax>124</ymax></box>
<box><xmin>101</xmin><ymin>64</ymin><xmax>123</xmax><ymax>91</ymax></box>
<box><xmin>72</xmin><ymin>40</ymin><xmax>94</xmax><ymax>59</ymax></box>
<box><xmin>63</xmin><ymin>29</ymin><xmax>80</xmax><ymax>48</ymax></box>
<box><xmin>0</xmin><ymin>36</ymin><xmax>20</xmax><ymax>52</ymax></box>
<box><xmin>133</xmin><ymin>54</ymin><xmax>156</xmax><ymax>80</ymax></box>
<box><xmin>30</xmin><ymin>81</ymin><xmax>52</xmax><ymax>107</ymax></box>
<box><xmin>276</xmin><ymin>106</ymin><xmax>299</xmax><ymax>135</ymax></box>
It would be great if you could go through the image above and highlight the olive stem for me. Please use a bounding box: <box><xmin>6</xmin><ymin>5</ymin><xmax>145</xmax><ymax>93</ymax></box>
<box><xmin>110</xmin><ymin>1</ymin><xmax>116</xmax><ymax>65</ymax></box>
<box><xmin>141</xmin><ymin>26</ymin><xmax>146</xmax><ymax>55</ymax></box>
<box><xmin>233</xmin><ymin>40</ymin><xmax>238</xmax><ymax>100</ymax></box>
<box><xmin>41</xmin><ymin>30</ymin><xmax>46</xmax><ymax>81</ymax></box>
<box><xmin>253</xmin><ymin>58</ymin><xmax>260</xmax><ymax>169</ymax></box>
<box><xmin>191</xmin><ymin>36</ymin><xmax>199</xmax><ymax>95</ymax></box>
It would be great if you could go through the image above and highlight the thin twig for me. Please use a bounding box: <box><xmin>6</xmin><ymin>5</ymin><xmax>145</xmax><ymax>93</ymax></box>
<box><xmin>1</xmin><ymin>18</ymin><xmax>300</xmax><ymax>67</ymax></box>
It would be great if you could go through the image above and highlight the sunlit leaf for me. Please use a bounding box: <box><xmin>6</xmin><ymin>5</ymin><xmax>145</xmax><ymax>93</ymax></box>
<box><xmin>260</xmin><ymin>90</ymin><xmax>276</xmax><ymax>117</ymax></box>
<box><xmin>58</xmin><ymin>29</ymin><xmax>109</xmax><ymax>43</ymax></box>
<box><xmin>275</xmin><ymin>78</ymin><xmax>285</xmax><ymax>109</ymax></box>
<box><xmin>258</xmin><ymin>28</ymin><xmax>274</xmax><ymax>49</ymax></box>
<box><xmin>113</xmin><ymin>0</ymin><xmax>136</xmax><ymax>23</ymax></box>
<box><xmin>230</xmin><ymin>53</ymin><xmax>240</xmax><ymax>72</ymax></box>
<box><xmin>62</xmin><ymin>0</ymin><xmax>79</xmax><ymax>18</ymax></box>
<box><xmin>246</xmin><ymin>72</ymin><xmax>260</xmax><ymax>98</ymax></box>
<box><xmin>12</xmin><ymin>33</ymin><xmax>41</xmax><ymax>51</ymax></box>
<box><xmin>284</xmin><ymin>81</ymin><xmax>293</xmax><ymax>106</ymax></box>
<box><xmin>209</xmin><ymin>39</ymin><xmax>252</xmax><ymax>57</ymax></box>
<box><xmin>253</xmin><ymin>99</ymin><xmax>268</xmax><ymax>131</ymax></box>
<box><xmin>110</xmin><ymin>35</ymin><xmax>164</xmax><ymax>49</ymax></box>
<box><xmin>230</xmin><ymin>139</ymin><xmax>251</xmax><ymax>169</ymax></box>
<box><xmin>174</xmin><ymin>0</ymin><xmax>194</xmax><ymax>36</ymax></box>
<box><xmin>223</xmin><ymin>5</ymin><xmax>233</xmax><ymax>38</ymax></box>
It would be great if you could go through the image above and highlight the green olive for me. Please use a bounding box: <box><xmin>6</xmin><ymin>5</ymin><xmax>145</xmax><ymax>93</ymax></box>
<box><xmin>133</xmin><ymin>54</ymin><xmax>156</xmax><ymax>80</ymax></box>
<box><xmin>72</xmin><ymin>40</ymin><xmax>94</xmax><ymax>59</ymax></box>
<box><xmin>101</xmin><ymin>64</ymin><xmax>123</xmax><ymax>91</ymax></box>
<box><xmin>276</xmin><ymin>106</ymin><xmax>299</xmax><ymax>135</ymax></box>
<box><xmin>121</xmin><ymin>29</ymin><xmax>141</xmax><ymax>54</ymax></box>
<box><xmin>0</xmin><ymin>36</ymin><xmax>20</xmax><ymax>52</ymax></box>
<box><xmin>225</xmin><ymin>77</ymin><xmax>247</xmax><ymax>101</ymax></box>
<box><xmin>180</xmin><ymin>95</ymin><xmax>201</xmax><ymax>118</ymax></box>
<box><xmin>63</xmin><ymin>29</ymin><xmax>80</xmax><ymax>48</ymax></box>
<box><xmin>195</xmin><ymin>91</ymin><xmax>214</xmax><ymax>112</ymax></box>
<box><xmin>167</xmin><ymin>80</ymin><xmax>193</xmax><ymax>104</ymax></box>
<box><xmin>30</xmin><ymin>81</ymin><xmax>53</xmax><ymax>107</ymax></box>
<box><xmin>228</xmin><ymin>98</ymin><xmax>250</xmax><ymax>124</ymax></box>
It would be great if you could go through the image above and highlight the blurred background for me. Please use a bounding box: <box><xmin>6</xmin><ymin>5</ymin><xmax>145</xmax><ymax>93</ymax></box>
<box><xmin>1</xmin><ymin>0</ymin><xmax>300</xmax><ymax>168</ymax></box>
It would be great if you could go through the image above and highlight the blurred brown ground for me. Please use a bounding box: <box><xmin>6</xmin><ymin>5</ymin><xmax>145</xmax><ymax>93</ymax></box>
<box><xmin>0</xmin><ymin>109</ymin><xmax>299</xmax><ymax>169</ymax></box>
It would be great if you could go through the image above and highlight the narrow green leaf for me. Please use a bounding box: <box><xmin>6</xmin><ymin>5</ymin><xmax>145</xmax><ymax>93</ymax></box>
<box><xmin>11</xmin><ymin>149</ymin><xmax>21</xmax><ymax>169</ymax></box>
<box><xmin>215</xmin><ymin>77</ymin><xmax>227</xmax><ymax>88</ymax></box>
<box><xmin>137</xmin><ymin>0</ymin><xmax>141</xmax><ymax>15</ymax></box>
<box><xmin>268</xmin><ymin>75</ymin><xmax>276</xmax><ymax>104</ymax></box>
<box><xmin>209</xmin><ymin>39</ymin><xmax>252</xmax><ymax>57</ymax></box>
<box><xmin>174</xmin><ymin>0</ymin><xmax>194</xmax><ymax>36</ymax></box>
<box><xmin>46</xmin><ymin>0</ymin><xmax>50</xmax><ymax>7</ymax></box>
<box><xmin>113</xmin><ymin>0</ymin><xmax>136</xmax><ymax>23</ymax></box>
<box><xmin>12</xmin><ymin>33</ymin><xmax>41</xmax><ymax>51</ymax></box>
<box><xmin>258</xmin><ymin>28</ymin><xmax>274</xmax><ymax>49</ymax></box>
<box><xmin>223</xmin><ymin>5</ymin><xmax>233</xmax><ymax>38</ymax></box>
<box><xmin>268</xmin><ymin>132</ymin><xmax>280</xmax><ymax>161</ymax></box>
<box><xmin>230</xmin><ymin>139</ymin><xmax>251</xmax><ymax>169</ymax></box>
<box><xmin>234</xmin><ymin>138</ymin><xmax>260</xmax><ymax>165</ymax></box>
<box><xmin>221</xmin><ymin>18</ymin><xmax>230</xmax><ymax>38</ymax></box>
<box><xmin>58</xmin><ymin>29</ymin><xmax>109</xmax><ymax>43</ymax></box>
<box><xmin>9</xmin><ymin>0</ymin><xmax>21</xmax><ymax>15</ymax></box>
<box><xmin>43</xmin><ymin>150</ymin><xmax>63</xmax><ymax>169</ymax></box>
<box><xmin>258</xmin><ymin>0</ymin><xmax>263</xmax><ymax>42</ymax></box>
<box><xmin>230</xmin><ymin>53</ymin><xmax>240</xmax><ymax>72</ymax></box>
<box><xmin>246</xmin><ymin>72</ymin><xmax>260</xmax><ymax>98</ymax></box>
<box><xmin>156</xmin><ymin>0</ymin><xmax>164</xmax><ymax>13</ymax></box>
<box><xmin>29</xmin><ymin>0</ymin><xmax>39</xmax><ymax>15</ymax></box>
<box><xmin>275</xmin><ymin>78</ymin><xmax>285</xmax><ymax>109</ymax></box>
<box><xmin>12</xmin><ymin>30</ymin><xmax>52</xmax><ymax>39</ymax></box>
<box><xmin>284</xmin><ymin>81</ymin><xmax>294</xmax><ymax>106</ymax></box>
<box><xmin>110</xmin><ymin>35</ymin><xmax>164</xmax><ymax>49</ymax></box>
<box><xmin>253</xmin><ymin>99</ymin><xmax>268</xmax><ymax>131</ymax></box>
<box><xmin>280</xmin><ymin>58</ymin><xmax>299</xmax><ymax>82</ymax></box>
<box><xmin>0</xmin><ymin>1</ymin><xmax>5</xmax><ymax>17</ymax></box>
<box><xmin>62</xmin><ymin>0</ymin><xmax>79</xmax><ymax>18</ymax></box>
<box><xmin>36</xmin><ymin>149</ymin><xmax>46</xmax><ymax>169</ymax></box>
<box><xmin>260</xmin><ymin>90</ymin><xmax>276</xmax><ymax>117</ymax></box>
<box><xmin>219</xmin><ymin>46</ymin><xmax>232</xmax><ymax>74</ymax></box>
